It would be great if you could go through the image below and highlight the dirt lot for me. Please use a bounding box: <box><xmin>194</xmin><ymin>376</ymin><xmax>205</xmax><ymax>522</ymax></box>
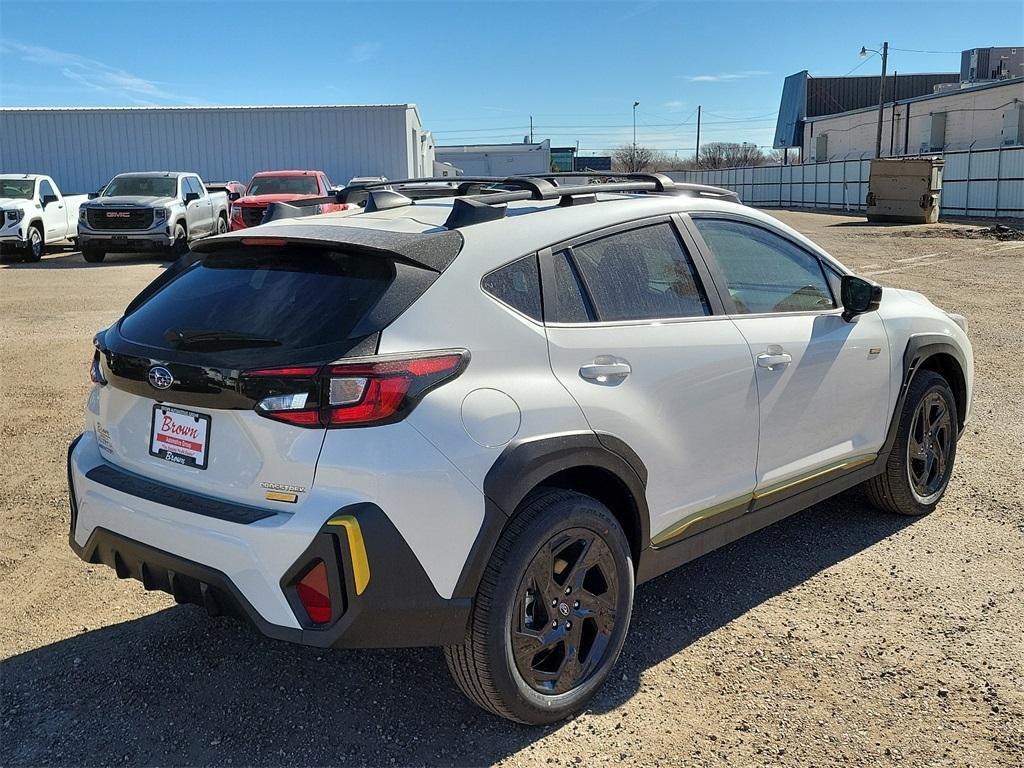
<box><xmin>1</xmin><ymin>211</ymin><xmax>1021</xmax><ymax>767</ymax></box>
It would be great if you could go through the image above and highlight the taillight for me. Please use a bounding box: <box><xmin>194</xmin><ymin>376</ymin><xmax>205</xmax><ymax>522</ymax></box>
<box><xmin>240</xmin><ymin>350</ymin><xmax>469</xmax><ymax>429</ymax></box>
<box><xmin>295</xmin><ymin>560</ymin><xmax>332</xmax><ymax>624</ymax></box>
<box><xmin>90</xmin><ymin>336</ymin><xmax>107</xmax><ymax>385</ymax></box>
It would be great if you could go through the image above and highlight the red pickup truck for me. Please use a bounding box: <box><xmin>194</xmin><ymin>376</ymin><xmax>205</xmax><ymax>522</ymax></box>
<box><xmin>229</xmin><ymin>170</ymin><xmax>348</xmax><ymax>230</ymax></box>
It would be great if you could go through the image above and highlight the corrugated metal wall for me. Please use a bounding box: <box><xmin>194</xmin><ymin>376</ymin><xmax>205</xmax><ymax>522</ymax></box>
<box><xmin>806</xmin><ymin>74</ymin><xmax>959</xmax><ymax>118</ymax></box>
<box><xmin>668</xmin><ymin>145</ymin><xmax>1024</xmax><ymax>217</ymax></box>
<box><xmin>0</xmin><ymin>105</ymin><xmax>428</xmax><ymax>193</ymax></box>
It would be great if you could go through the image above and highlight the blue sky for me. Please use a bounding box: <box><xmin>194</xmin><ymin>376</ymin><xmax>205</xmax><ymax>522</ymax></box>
<box><xmin>1</xmin><ymin>0</ymin><xmax>1019</xmax><ymax>157</ymax></box>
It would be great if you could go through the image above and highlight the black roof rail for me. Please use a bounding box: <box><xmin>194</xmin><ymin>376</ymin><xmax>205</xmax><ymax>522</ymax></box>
<box><xmin>259</xmin><ymin>174</ymin><xmax>741</xmax><ymax>229</ymax></box>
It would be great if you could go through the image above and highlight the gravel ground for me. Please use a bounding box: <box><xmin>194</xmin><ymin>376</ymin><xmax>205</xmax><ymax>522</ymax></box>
<box><xmin>1</xmin><ymin>211</ymin><xmax>1021</xmax><ymax>767</ymax></box>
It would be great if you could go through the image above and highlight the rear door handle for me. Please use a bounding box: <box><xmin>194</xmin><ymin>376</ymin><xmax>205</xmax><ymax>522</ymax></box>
<box><xmin>757</xmin><ymin>350</ymin><xmax>792</xmax><ymax>370</ymax></box>
<box><xmin>579</xmin><ymin>359</ymin><xmax>631</xmax><ymax>384</ymax></box>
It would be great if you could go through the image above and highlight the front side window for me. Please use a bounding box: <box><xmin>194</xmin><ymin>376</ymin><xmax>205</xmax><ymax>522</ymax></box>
<box><xmin>39</xmin><ymin>180</ymin><xmax>56</xmax><ymax>199</ymax></box>
<box><xmin>481</xmin><ymin>254</ymin><xmax>542</xmax><ymax>321</ymax></box>
<box><xmin>693</xmin><ymin>218</ymin><xmax>835</xmax><ymax>314</ymax></box>
<box><xmin>570</xmin><ymin>223</ymin><xmax>710</xmax><ymax>322</ymax></box>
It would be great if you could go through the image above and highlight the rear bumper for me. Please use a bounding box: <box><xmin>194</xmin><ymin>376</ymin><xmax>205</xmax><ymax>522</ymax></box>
<box><xmin>67</xmin><ymin>433</ymin><xmax>471</xmax><ymax>648</ymax></box>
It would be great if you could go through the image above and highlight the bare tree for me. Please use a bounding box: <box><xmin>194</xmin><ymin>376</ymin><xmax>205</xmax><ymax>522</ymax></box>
<box><xmin>768</xmin><ymin>147</ymin><xmax>800</xmax><ymax>165</ymax></box>
<box><xmin>697</xmin><ymin>142</ymin><xmax>769</xmax><ymax>170</ymax></box>
<box><xmin>612</xmin><ymin>144</ymin><xmax>657</xmax><ymax>173</ymax></box>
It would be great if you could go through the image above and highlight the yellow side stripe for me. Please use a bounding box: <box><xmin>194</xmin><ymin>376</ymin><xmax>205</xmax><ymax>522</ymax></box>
<box><xmin>327</xmin><ymin>515</ymin><xmax>370</xmax><ymax>595</ymax></box>
<box><xmin>650</xmin><ymin>454</ymin><xmax>878</xmax><ymax>548</ymax></box>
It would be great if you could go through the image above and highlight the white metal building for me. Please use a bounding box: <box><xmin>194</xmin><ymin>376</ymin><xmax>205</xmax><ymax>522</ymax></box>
<box><xmin>435</xmin><ymin>140</ymin><xmax>551</xmax><ymax>177</ymax></box>
<box><xmin>803</xmin><ymin>78</ymin><xmax>1023</xmax><ymax>162</ymax></box>
<box><xmin>0</xmin><ymin>104</ymin><xmax>435</xmax><ymax>193</ymax></box>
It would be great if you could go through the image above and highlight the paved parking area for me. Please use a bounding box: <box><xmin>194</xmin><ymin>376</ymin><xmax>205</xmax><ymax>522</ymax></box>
<box><xmin>1</xmin><ymin>211</ymin><xmax>1021</xmax><ymax>767</ymax></box>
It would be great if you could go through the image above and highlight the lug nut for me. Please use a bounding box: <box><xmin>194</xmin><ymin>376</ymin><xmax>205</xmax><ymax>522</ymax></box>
<box><xmin>573</xmin><ymin>601</ymin><xmax>580</xmax><ymax>609</ymax></box>
<box><xmin>564</xmin><ymin>587</ymin><xmax>571</xmax><ymax>595</ymax></box>
<box><xmin>552</xmin><ymin>621</ymin><xmax>558</xmax><ymax>629</ymax></box>
<box><xmin>551</xmin><ymin>599</ymin><xmax>557</xmax><ymax>607</ymax></box>
<box><xmin>565</xmin><ymin>621</ymin><xmax>572</xmax><ymax>629</ymax></box>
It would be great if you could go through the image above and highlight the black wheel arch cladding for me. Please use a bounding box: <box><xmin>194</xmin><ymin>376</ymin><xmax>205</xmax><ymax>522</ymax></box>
<box><xmin>452</xmin><ymin>431</ymin><xmax>650</xmax><ymax>601</ymax></box>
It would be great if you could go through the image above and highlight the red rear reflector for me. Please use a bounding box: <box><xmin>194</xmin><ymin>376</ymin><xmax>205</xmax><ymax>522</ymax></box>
<box><xmin>296</xmin><ymin>560</ymin><xmax>332</xmax><ymax>624</ymax></box>
<box><xmin>240</xmin><ymin>237</ymin><xmax>288</xmax><ymax>246</ymax></box>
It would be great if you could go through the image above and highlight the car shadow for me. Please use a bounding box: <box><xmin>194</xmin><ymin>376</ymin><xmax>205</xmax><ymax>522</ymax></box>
<box><xmin>0</xmin><ymin>490</ymin><xmax>915</xmax><ymax>766</ymax></box>
<box><xmin>0</xmin><ymin>251</ymin><xmax>173</xmax><ymax>269</ymax></box>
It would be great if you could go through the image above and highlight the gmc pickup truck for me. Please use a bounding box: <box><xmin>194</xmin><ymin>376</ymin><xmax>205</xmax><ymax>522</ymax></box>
<box><xmin>77</xmin><ymin>172</ymin><xmax>229</xmax><ymax>262</ymax></box>
<box><xmin>229</xmin><ymin>170</ymin><xmax>348</xmax><ymax>230</ymax></box>
<box><xmin>0</xmin><ymin>174</ymin><xmax>88</xmax><ymax>261</ymax></box>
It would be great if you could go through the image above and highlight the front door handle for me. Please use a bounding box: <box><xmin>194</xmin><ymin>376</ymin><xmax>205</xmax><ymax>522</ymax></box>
<box><xmin>757</xmin><ymin>347</ymin><xmax>792</xmax><ymax>370</ymax></box>
<box><xmin>579</xmin><ymin>359</ymin><xmax>631</xmax><ymax>384</ymax></box>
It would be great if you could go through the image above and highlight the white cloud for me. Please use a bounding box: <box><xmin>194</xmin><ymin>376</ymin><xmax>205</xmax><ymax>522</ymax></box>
<box><xmin>685</xmin><ymin>70</ymin><xmax>770</xmax><ymax>83</ymax></box>
<box><xmin>348</xmin><ymin>42</ymin><xmax>381</xmax><ymax>64</ymax></box>
<box><xmin>662</xmin><ymin>100</ymin><xmax>688</xmax><ymax>112</ymax></box>
<box><xmin>1</xmin><ymin>40</ymin><xmax>197</xmax><ymax>103</ymax></box>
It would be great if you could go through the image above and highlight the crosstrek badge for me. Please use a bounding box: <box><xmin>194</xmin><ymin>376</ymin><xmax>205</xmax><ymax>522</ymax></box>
<box><xmin>149</xmin><ymin>405</ymin><xmax>210</xmax><ymax>469</ymax></box>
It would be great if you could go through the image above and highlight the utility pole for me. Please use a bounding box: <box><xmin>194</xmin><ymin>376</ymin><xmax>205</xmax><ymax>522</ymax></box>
<box><xmin>695</xmin><ymin>105</ymin><xmax>702</xmax><ymax>166</ymax></box>
<box><xmin>861</xmin><ymin>42</ymin><xmax>889</xmax><ymax>159</ymax></box>
<box><xmin>632</xmin><ymin>101</ymin><xmax>639</xmax><ymax>170</ymax></box>
<box><xmin>529</xmin><ymin>115</ymin><xmax>533</xmax><ymax>144</ymax></box>
<box><xmin>889</xmin><ymin>70</ymin><xmax>898</xmax><ymax>156</ymax></box>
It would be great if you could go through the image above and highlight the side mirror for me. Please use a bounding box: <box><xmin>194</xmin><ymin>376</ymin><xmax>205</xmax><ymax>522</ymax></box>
<box><xmin>184</xmin><ymin>191</ymin><xmax>200</xmax><ymax>203</ymax></box>
<box><xmin>228</xmin><ymin>191</ymin><xmax>241</xmax><ymax>201</ymax></box>
<box><xmin>41</xmin><ymin>194</ymin><xmax>59</xmax><ymax>206</ymax></box>
<box><xmin>841</xmin><ymin>275</ymin><xmax>882</xmax><ymax>321</ymax></box>
<box><xmin>88</xmin><ymin>190</ymin><xmax>102</xmax><ymax>199</ymax></box>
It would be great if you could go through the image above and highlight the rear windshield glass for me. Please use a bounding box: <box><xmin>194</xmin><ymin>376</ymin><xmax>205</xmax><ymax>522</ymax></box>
<box><xmin>119</xmin><ymin>247</ymin><xmax>400</xmax><ymax>362</ymax></box>
<box><xmin>104</xmin><ymin>176</ymin><xmax>178</xmax><ymax>197</ymax></box>
<box><xmin>247</xmin><ymin>176</ymin><xmax>319</xmax><ymax>196</ymax></box>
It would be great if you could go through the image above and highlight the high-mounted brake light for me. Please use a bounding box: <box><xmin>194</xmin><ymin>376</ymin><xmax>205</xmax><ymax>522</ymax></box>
<box><xmin>240</xmin><ymin>237</ymin><xmax>288</xmax><ymax>246</ymax></box>
<box><xmin>240</xmin><ymin>350</ymin><xmax>469</xmax><ymax>429</ymax></box>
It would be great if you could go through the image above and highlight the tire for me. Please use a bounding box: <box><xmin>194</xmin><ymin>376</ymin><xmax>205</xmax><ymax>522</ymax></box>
<box><xmin>445</xmin><ymin>488</ymin><xmax>634</xmax><ymax>724</ymax></box>
<box><xmin>82</xmin><ymin>248</ymin><xmax>106</xmax><ymax>263</ymax></box>
<box><xmin>168</xmin><ymin>223</ymin><xmax>188</xmax><ymax>258</ymax></box>
<box><xmin>26</xmin><ymin>225</ymin><xmax>44</xmax><ymax>261</ymax></box>
<box><xmin>863</xmin><ymin>369</ymin><xmax>958</xmax><ymax>516</ymax></box>
<box><xmin>216</xmin><ymin>215</ymin><xmax>228</xmax><ymax>235</ymax></box>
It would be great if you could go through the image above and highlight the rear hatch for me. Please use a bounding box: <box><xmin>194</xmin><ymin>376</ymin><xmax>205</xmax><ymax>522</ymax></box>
<box><xmin>91</xmin><ymin>233</ymin><xmax>459</xmax><ymax>510</ymax></box>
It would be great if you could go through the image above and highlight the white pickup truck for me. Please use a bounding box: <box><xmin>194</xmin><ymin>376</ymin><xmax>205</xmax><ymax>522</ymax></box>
<box><xmin>0</xmin><ymin>174</ymin><xmax>88</xmax><ymax>261</ymax></box>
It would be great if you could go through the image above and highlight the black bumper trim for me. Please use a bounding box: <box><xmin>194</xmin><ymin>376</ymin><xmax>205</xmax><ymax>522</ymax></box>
<box><xmin>84</xmin><ymin>463</ymin><xmax>276</xmax><ymax>525</ymax></box>
<box><xmin>67</xmin><ymin>446</ymin><xmax>471</xmax><ymax>648</ymax></box>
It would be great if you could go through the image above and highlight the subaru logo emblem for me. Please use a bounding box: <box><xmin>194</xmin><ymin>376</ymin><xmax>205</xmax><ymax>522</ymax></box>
<box><xmin>148</xmin><ymin>366</ymin><xmax>174</xmax><ymax>390</ymax></box>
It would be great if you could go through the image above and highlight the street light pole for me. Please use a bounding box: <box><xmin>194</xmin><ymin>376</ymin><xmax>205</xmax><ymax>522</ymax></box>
<box><xmin>861</xmin><ymin>42</ymin><xmax>890</xmax><ymax>159</ymax></box>
<box><xmin>632</xmin><ymin>101</ymin><xmax>639</xmax><ymax>170</ymax></box>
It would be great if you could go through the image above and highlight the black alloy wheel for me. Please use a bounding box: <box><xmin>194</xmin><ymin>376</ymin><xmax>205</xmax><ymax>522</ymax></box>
<box><xmin>907</xmin><ymin>390</ymin><xmax>954</xmax><ymax>503</ymax></box>
<box><xmin>512</xmin><ymin>528</ymin><xmax>621</xmax><ymax>695</ymax></box>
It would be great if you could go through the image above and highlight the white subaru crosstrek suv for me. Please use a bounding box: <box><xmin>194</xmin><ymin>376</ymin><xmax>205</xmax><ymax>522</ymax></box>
<box><xmin>68</xmin><ymin>174</ymin><xmax>973</xmax><ymax>724</ymax></box>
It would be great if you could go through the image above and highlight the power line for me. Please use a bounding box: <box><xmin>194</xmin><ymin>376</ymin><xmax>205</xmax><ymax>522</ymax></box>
<box><xmin>890</xmin><ymin>47</ymin><xmax>960</xmax><ymax>54</ymax></box>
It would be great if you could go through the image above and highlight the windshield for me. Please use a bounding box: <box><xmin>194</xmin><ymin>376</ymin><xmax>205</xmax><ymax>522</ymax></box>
<box><xmin>0</xmin><ymin>180</ymin><xmax>35</xmax><ymax>200</ymax></box>
<box><xmin>103</xmin><ymin>176</ymin><xmax>178</xmax><ymax>198</ymax></box>
<box><xmin>247</xmin><ymin>176</ymin><xmax>320</xmax><ymax>196</ymax></box>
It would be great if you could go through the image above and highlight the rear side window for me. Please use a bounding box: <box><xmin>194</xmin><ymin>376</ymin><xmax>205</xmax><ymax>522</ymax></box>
<box><xmin>481</xmin><ymin>254</ymin><xmax>542</xmax><ymax>321</ymax></box>
<box><xmin>119</xmin><ymin>246</ymin><xmax>434</xmax><ymax>364</ymax></box>
<box><xmin>693</xmin><ymin>218</ymin><xmax>835</xmax><ymax>314</ymax></box>
<box><xmin>570</xmin><ymin>223</ymin><xmax>710</xmax><ymax>321</ymax></box>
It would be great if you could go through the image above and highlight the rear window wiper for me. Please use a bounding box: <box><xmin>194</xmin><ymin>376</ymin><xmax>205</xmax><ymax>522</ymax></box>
<box><xmin>165</xmin><ymin>328</ymin><xmax>282</xmax><ymax>350</ymax></box>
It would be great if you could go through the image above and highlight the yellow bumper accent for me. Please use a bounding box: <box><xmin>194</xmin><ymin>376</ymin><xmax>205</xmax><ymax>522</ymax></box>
<box><xmin>327</xmin><ymin>515</ymin><xmax>370</xmax><ymax>595</ymax></box>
